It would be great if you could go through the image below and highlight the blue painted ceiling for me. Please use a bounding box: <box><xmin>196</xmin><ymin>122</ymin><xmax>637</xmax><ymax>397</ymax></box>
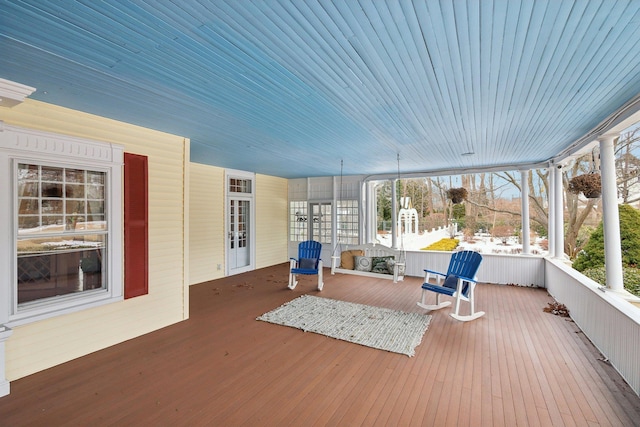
<box><xmin>2</xmin><ymin>0</ymin><xmax>640</xmax><ymax>178</ymax></box>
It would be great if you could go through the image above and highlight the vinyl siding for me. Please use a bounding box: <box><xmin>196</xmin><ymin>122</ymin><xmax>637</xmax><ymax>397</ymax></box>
<box><xmin>189</xmin><ymin>163</ymin><xmax>225</xmax><ymax>284</ymax></box>
<box><xmin>0</xmin><ymin>99</ymin><xmax>189</xmax><ymax>380</ymax></box>
<box><xmin>255</xmin><ymin>174</ymin><xmax>288</xmax><ymax>268</ymax></box>
<box><xmin>188</xmin><ymin>167</ymin><xmax>288</xmax><ymax>284</ymax></box>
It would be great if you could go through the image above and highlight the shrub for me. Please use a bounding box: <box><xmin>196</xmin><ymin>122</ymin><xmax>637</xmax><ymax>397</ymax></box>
<box><xmin>451</xmin><ymin>203</ymin><xmax>466</xmax><ymax>229</ymax></box>
<box><xmin>581</xmin><ymin>266</ymin><xmax>640</xmax><ymax>298</ymax></box>
<box><xmin>573</xmin><ymin>204</ymin><xmax>640</xmax><ymax>272</ymax></box>
<box><xmin>421</xmin><ymin>238</ymin><xmax>459</xmax><ymax>251</ymax></box>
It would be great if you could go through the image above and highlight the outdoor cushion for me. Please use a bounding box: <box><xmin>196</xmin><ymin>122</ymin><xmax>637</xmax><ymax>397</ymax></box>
<box><xmin>443</xmin><ymin>274</ymin><xmax>458</xmax><ymax>289</ymax></box>
<box><xmin>386</xmin><ymin>259</ymin><xmax>405</xmax><ymax>276</ymax></box>
<box><xmin>354</xmin><ymin>256</ymin><xmax>372</xmax><ymax>272</ymax></box>
<box><xmin>299</xmin><ymin>258</ymin><xmax>317</xmax><ymax>269</ymax></box>
<box><xmin>340</xmin><ymin>250</ymin><xmax>364</xmax><ymax>269</ymax></box>
<box><xmin>371</xmin><ymin>256</ymin><xmax>394</xmax><ymax>274</ymax></box>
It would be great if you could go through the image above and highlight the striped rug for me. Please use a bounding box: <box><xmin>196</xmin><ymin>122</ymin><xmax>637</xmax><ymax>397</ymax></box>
<box><xmin>257</xmin><ymin>295</ymin><xmax>431</xmax><ymax>357</ymax></box>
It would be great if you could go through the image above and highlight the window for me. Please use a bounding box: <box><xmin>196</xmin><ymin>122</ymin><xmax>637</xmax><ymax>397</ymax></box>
<box><xmin>289</xmin><ymin>201</ymin><xmax>332</xmax><ymax>243</ymax></box>
<box><xmin>229</xmin><ymin>178</ymin><xmax>252</xmax><ymax>194</ymax></box>
<box><xmin>310</xmin><ymin>202</ymin><xmax>332</xmax><ymax>244</ymax></box>
<box><xmin>1</xmin><ymin>124</ymin><xmax>123</xmax><ymax>326</ymax></box>
<box><xmin>17</xmin><ymin>164</ymin><xmax>107</xmax><ymax>305</ymax></box>
<box><xmin>337</xmin><ymin>200</ymin><xmax>359</xmax><ymax>245</ymax></box>
<box><xmin>290</xmin><ymin>201</ymin><xmax>308</xmax><ymax>242</ymax></box>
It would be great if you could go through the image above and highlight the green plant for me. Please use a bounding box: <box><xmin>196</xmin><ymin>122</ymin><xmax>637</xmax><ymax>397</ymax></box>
<box><xmin>573</xmin><ymin>204</ymin><xmax>640</xmax><ymax>271</ymax></box>
<box><xmin>421</xmin><ymin>238</ymin><xmax>459</xmax><ymax>251</ymax></box>
<box><xmin>451</xmin><ymin>203</ymin><xmax>466</xmax><ymax>229</ymax></box>
<box><xmin>581</xmin><ymin>266</ymin><xmax>640</xmax><ymax>298</ymax></box>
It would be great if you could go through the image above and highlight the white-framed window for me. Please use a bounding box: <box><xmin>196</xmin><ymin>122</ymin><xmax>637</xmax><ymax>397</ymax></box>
<box><xmin>337</xmin><ymin>199</ymin><xmax>359</xmax><ymax>245</ymax></box>
<box><xmin>310</xmin><ymin>202</ymin><xmax>332</xmax><ymax>244</ymax></box>
<box><xmin>289</xmin><ymin>201</ymin><xmax>308</xmax><ymax>242</ymax></box>
<box><xmin>0</xmin><ymin>123</ymin><xmax>123</xmax><ymax>326</ymax></box>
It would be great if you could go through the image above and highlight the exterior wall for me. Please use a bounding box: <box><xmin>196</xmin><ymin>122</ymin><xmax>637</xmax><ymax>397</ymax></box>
<box><xmin>255</xmin><ymin>174</ymin><xmax>288</xmax><ymax>269</ymax></box>
<box><xmin>0</xmin><ymin>100</ymin><xmax>189</xmax><ymax>380</ymax></box>
<box><xmin>189</xmin><ymin>163</ymin><xmax>225</xmax><ymax>284</ymax></box>
<box><xmin>189</xmin><ymin>168</ymin><xmax>288</xmax><ymax>285</ymax></box>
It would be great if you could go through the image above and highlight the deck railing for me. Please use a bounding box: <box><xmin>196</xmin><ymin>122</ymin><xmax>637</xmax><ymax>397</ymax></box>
<box><xmin>316</xmin><ymin>246</ymin><xmax>640</xmax><ymax>396</ymax></box>
<box><xmin>545</xmin><ymin>258</ymin><xmax>640</xmax><ymax>397</ymax></box>
<box><xmin>407</xmin><ymin>251</ymin><xmax>640</xmax><ymax>396</ymax></box>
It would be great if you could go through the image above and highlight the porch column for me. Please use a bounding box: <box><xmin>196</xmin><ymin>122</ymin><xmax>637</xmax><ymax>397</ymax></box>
<box><xmin>553</xmin><ymin>164</ymin><xmax>565</xmax><ymax>259</ymax></box>
<box><xmin>332</xmin><ymin>176</ymin><xmax>338</xmax><ymax>249</ymax></box>
<box><xmin>599</xmin><ymin>134</ymin><xmax>624</xmax><ymax>292</ymax></box>
<box><xmin>0</xmin><ymin>325</ymin><xmax>13</xmax><ymax>397</ymax></box>
<box><xmin>365</xmin><ymin>181</ymin><xmax>377</xmax><ymax>244</ymax></box>
<box><xmin>391</xmin><ymin>179</ymin><xmax>398</xmax><ymax>249</ymax></box>
<box><xmin>520</xmin><ymin>170</ymin><xmax>531</xmax><ymax>255</ymax></box>
<box><xmin>547</xmin><ymin>164</ymin><xmax>555</xmax><ymax>256</ymax></box>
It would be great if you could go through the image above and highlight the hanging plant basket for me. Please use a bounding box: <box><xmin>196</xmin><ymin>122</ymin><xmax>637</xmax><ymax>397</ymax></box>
<box><xmin>568</xmin><ymin>173</ymin><xmax>601</xmax><ymax>198</ymax></box>
<box><xmin>447</xmin><ymin>187</ymin><xmax>468</xmax><ymax>204</ymax></box>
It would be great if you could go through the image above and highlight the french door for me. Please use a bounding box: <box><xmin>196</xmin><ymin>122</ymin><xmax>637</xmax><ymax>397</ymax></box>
<box><xmin>226</xmin><ymin>171</ymin><xmax>255</xmax><ymax>275</ymax></box>
<box><xmin>228</xmin><ymin>198</ymin><xmax>250</xmax><ymax>272</ymax></box>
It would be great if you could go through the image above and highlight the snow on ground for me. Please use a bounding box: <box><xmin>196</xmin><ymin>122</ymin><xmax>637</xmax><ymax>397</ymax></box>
<box><xmin>377</xmin><ymin>227</ymin><xmax>548</xmax><ymax>256</ymax></box>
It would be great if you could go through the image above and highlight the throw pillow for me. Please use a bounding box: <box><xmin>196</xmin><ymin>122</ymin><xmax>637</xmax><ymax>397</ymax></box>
<box><xmin>443</xmin><ymin>274</ymin><xmax>459</xmax><ymax>290</ymax></box>
<box><xmin>354</xmin><ymin>256</ymin><xmax>372</xmax><ymax>272</ymax></box>
<box><xmin>386</xmin><ymin>259</ymin><xmax>406</xmax><ymax>276</ymax></box>
<box><xmin>340</xmin><ymin>250</ymin><xmax>364</xmax><ymax>269</ymax></box>
<box><xmin>299</xmin><ymin>258</ymin><xmax>317</xmax><ymax>269</ymax></box>
<box><xmin>371</xmin><ymin>256</ymin><xmax>394</xmax><ymax>274</ymax></box>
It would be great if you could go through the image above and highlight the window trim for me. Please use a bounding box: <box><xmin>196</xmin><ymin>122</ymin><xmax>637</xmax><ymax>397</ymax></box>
<box><xmin>0</xmin><ymin>122</ymin><xmax>123</xmax><ymax>327</ymax></box>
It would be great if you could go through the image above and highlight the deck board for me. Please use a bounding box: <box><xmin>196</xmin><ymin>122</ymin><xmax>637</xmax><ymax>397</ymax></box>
<box><xmin>1</xmin><ymin>263</ymin><xmax>639</xmax><ymax>426</ymax></box>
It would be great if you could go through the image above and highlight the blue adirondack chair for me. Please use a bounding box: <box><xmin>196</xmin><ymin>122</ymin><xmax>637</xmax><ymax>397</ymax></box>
<box><xmin>288</xmin><ymin>240</ymin><xmax>323</xmax><ymax>291</ymax></box>
<box><xmin>417</xmin><ymin>250</ymin><xmax>484</xmax><ymax>321</ymax></box>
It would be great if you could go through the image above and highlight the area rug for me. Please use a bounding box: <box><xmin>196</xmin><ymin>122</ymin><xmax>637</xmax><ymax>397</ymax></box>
<box><xmin>257</xmin><ymin>295</ymin><xmax>431</xmax><ymax>357</ymax></box>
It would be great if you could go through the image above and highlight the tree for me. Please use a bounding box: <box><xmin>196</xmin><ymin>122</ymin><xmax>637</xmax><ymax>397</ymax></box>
<box><xmin>563</xmin><ymin>157</ymin><xmax>600</xmax><ymax>258</ymax></box>
<box><xmin>616</xmin><ymin>128</ymin><xmax>640</xmax><ymax>204</ymax></box>
<box><xmin>573</xmin><ymin>204</ymin><xmax>640</xmax><ymax>271</ymax></box>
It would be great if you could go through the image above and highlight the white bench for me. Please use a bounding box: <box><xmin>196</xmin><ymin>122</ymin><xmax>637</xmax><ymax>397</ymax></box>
<box><xmin>330</xmin><ymin>243</ymin><xmax>405</xmax><ymax>283</ymax></box>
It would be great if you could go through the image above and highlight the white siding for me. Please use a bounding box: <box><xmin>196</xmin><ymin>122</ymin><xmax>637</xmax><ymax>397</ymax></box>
<box><xmin>0</xmin><ymin>100</ymin><xmax>188</xmax><ymax>380</ymax></box>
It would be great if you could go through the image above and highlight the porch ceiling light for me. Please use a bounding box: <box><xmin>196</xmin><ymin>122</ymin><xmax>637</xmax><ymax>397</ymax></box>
<box><xmin>0</xmin><ymin>78</ymin><xmax>36</xmax><ymax>108</ymax></box>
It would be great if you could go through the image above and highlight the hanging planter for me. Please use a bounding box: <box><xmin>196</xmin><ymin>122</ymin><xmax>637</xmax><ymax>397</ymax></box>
<box><xmin>568</xmin><ymin>172</ymin><xmax>601</xmax><ymax>198</ymax></box>
<box><xmin>447</xmin><ymin>187</ymin><xmax>468</xmax><ymax>204</ymax></box>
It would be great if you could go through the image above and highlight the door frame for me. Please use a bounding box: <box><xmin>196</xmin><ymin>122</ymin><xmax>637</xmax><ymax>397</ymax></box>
<box><xmin>224</xmin><ymin>169</ymin><xmax>256</xmax><ymax>276</ymax></box>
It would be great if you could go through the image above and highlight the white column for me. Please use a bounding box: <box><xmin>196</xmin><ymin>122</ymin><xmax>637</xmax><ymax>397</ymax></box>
<box><xmin>0</xmin><ymin>326</ymin><xmax>13</xmax><ymax>397</ymax></box>
<box><xmin>391</xmin><ymin>179</ymin><xmax>398</xmax><ymax>249</ymax></box>
<box><xmin>520</xmin><ymin>170</ymin><xmax>531</xmax><ymax>255</ymax></box>
<box><xmin>366</xmin><ymin>182</ymin><xmax>377</xmax><ymax>244</ymax></box>
<box><xmin>548</xmin><ymin>165</ymin><xmax>555</xmax><ymax>256</ymax></box>
<box><xmin>599</xmin><ymin>134</ymin><xmax>624</xmax><ymax>292</ymax></box>
<box><xmin>332</xmin><ymin>176</ymin><xmax>338</xmax><ymax>250</ymax></box>
<box><xmin>553</xmin><ymin>164</ymin><xmax>565</xmax><ymax>259</ymax></box>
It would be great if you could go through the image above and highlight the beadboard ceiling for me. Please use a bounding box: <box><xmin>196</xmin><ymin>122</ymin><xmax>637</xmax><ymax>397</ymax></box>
<box><xmin>2</xmin><ymin>0</ymin><xmax>640</xmax><ymax>178</ymax></box>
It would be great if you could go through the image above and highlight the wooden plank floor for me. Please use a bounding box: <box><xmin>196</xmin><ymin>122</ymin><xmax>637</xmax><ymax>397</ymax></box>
<box><xmin>1</xmin><ymin>263</ymin><xmax>639</xmax><ymax>426</ymax></box>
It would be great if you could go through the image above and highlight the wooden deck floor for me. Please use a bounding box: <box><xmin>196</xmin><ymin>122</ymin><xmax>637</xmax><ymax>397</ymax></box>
<box><xmin>1</xmin><ymin>264</ymin><xmax>639</xmax><ymax>426</ymax></box>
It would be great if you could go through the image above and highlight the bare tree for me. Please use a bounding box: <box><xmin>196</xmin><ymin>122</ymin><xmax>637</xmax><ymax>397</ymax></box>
<box><xmin>616</xmin><ymin>128</ymin><xmax>640</xmax><ymax>204</ymax></box>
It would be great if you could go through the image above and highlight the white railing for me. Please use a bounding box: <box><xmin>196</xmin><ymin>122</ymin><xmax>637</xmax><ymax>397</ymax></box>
<box><xmin>545</xmin><ymin>259</ymin><xmax>640</xmax><ymax>397</ymax></box>
<box><xmin>326</xmin><ymin>246</ymin><xmax>640</xmax><ymax>396</ymax></box>
<box><xmin>404</xmin><ymin>250</ymin><xmax>545</xmax><ymax>287</ymax></box>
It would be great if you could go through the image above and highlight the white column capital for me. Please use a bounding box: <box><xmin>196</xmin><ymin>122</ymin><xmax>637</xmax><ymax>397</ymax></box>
<box><xmin>597</xmin><ymin>133</ymin><xmax>618</xmax><ymax>144</ymax></box>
